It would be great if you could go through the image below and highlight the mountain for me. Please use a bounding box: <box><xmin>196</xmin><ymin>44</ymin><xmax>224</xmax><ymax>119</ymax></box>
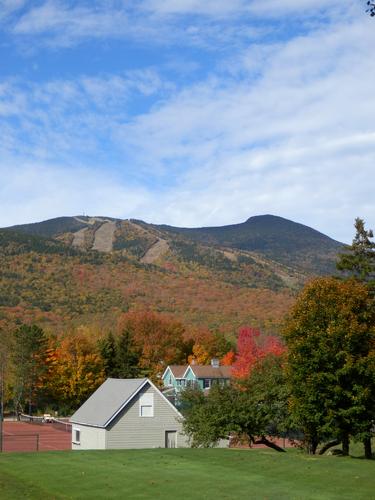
<box><xmin>0</xmin><ymin>214</ymin><xmax>343</xmax><ymax>335</ymax></box>
<box><xmin>151</xmin><ymin>215</ymin><xmax>342</xmax><ymax>275</ymax></box>
<box><xmin>6</xmin><ymin>214</ymin><xmax>343</xmax><ymax>276</ymax></box>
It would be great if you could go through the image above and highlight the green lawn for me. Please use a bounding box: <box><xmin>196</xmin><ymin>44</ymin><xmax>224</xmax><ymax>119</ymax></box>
<box><xmin>0</xmin><ymin>448</ymin><xmax>374</xmax><ymax>500</ymax></box>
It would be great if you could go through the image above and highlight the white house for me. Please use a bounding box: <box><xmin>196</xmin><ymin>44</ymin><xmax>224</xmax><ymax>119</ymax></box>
<box><xmin>70</xmin><ymin>378</ymin><xmax>188</xmax><ymax>450</ymax></box>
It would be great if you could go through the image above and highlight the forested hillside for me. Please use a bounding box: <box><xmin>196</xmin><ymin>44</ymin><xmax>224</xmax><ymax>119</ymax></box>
<box><xmin>0</xmin><ymin>229</ymin><xmax>293</xmax><ymax>338</ymax></box>
<box><xmin>153</xmin><ymin>215</ymin><xmax>342</xmax><ymax>275</ymax></box>
<box><xmin>0</xmin><ymin>214</ymin><xmax>342</xmax><ymax>337</ymax></box>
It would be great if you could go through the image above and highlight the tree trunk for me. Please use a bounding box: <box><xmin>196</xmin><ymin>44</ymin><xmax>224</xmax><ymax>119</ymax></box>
<box><xmin>306</xmin><ymin>435</ymin><xmax>319</xmax><ymax>455</ymax></box>
<box><xmin>342</xmin><ymin>434</ymin><xmax>350</xmax><ymax>456</ymax></box>
<box><xmin>363</xmin><ymin>437</ymin><xmax>372</xmax><ymax>459</ymax></box>
<box><xmin>254</xmin><ymin>436</ymin><xmax>286</xmax><ymax>452</ymax></box>
<box><xmin>319</xmin><ymin>439</ymin><xmax>341</xmax><ymax>455</ymax></box>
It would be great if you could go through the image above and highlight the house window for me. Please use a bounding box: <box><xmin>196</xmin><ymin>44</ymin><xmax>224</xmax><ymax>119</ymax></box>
<box><xmin>203</xmin><ymin>379</ymin><xmax>211</xmax><ymax>389</ymax></box>
<box><xmin>139</xmin><ymin>393</ymin><xmax>154</xmax><ymax>417</ymax></box>
<box><xmin>73</xmin><ymin>428</ymin><xmax>81</xmax><ymax>444</ymax></box>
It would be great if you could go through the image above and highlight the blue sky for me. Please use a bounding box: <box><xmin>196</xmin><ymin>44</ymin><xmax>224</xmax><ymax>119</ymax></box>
<box><xmin>0</xmin><ymin>0</ymin><xmax>374</xmax><ymax>242</ymax></box>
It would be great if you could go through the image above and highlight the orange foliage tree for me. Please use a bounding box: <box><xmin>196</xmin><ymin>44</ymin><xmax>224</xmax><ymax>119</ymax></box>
<box><xmin>118</xmin><ymin>311</ymin><xmax>190</xmax><ymax>381</ymax></box>
<box><xmin>187</xmin><ymin>327</ymin><xmax>234</xmax><ymax>365</ymax></box>
<box><xmin>44</xmin><ymin>330</ymin><xmax>105</xmax><ymax>412</ymax></box>
<box><xmin>220</xmin><ymin>350</ymin><xmax>236</xmax><ymax>366</ymax></box>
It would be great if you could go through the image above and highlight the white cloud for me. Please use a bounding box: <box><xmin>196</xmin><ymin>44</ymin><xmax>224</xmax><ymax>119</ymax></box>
<box><xmin>7</xmin><ymin>0</ymin><xmax>350</xmax><ymax>49</ymax></box>
<box><xmin>112</xmin><ymin>16</ymin><xmax>375</xmax><ymax>242</ymax></box>
<box><xmin>248</xmin><ymin>0</ymin><xmax>350</xmax><ymax>16</ymax></box>
<box><xmin>1</xmin><ymin>1</ymin><xmax>374</xmax><ymax>242</ymax></box>
<box><xmin>0</xmin><ymin>69</ymin><xmax>169</xmax><ymax>165</ymax></box>
<box><xmin>141</xmin><ymin>0</ymin><xmax>252</xmax><ymax>17</ymax></box>
<box><xmin>0</xmin><ymin>161</ymin><xmax>151</xmax><ymax>227</ymax></box>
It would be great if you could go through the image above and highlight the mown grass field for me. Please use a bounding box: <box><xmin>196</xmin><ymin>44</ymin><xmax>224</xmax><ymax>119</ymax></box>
<box><xmin>0</xmin><ymin>448</ymin><xmax>374</xmax><ymax>500</ymax></box>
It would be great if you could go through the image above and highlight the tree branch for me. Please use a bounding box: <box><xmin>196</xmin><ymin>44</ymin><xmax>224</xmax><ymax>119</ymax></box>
<box><xmin>254</xmin><ymin>435</ymin><xmax>286</xmax><ymax>452</ymax></box>
<box><xmin>318</xmin><ymin>439</ymin><xmax>341</xmax><ymax>455</ymax></box>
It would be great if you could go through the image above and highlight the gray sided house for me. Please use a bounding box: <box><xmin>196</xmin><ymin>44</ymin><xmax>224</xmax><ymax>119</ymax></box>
<box><xmin>70</xmin><ymin>378</ymin><xmax>188</xmax><ymax>450</ymax></box>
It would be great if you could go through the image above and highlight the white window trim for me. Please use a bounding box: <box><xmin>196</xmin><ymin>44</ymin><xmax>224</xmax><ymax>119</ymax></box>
<box><xmin>203</xmin><ymin>379</ymin><xmax>211</xmax><ymax>389</ymax></box>
<box><xmin>73</xmin><ymin>427</ymin><xmax>81</xmax><ymax>445</ymax></box>
<box><xmin>139</xmin><ymin>392</ymin><xmax>154</xmax><ymax>417</ymax></box>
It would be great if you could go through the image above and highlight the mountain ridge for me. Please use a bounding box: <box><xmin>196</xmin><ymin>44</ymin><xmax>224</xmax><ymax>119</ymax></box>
<box><xmin>0</xmin><ymin>214</ymin><xmax>343</xmax><ymax>336</ymax></box>
<box><xmin>3</xmin><ymin>214</ymin><xmax>343</xmax><ymax>277</ymax></box>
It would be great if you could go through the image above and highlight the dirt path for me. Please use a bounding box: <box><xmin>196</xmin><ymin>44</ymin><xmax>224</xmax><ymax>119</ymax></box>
<box><xmin>222</xmin><ymin>250</ymin><xmax>238</xmax><ymax>262</ymax></box>
<box><xmin>72</xmin><ymin>227</ymin><xmax>87</xmax><ymax>247</ymax></box>
<box><xmin>141</xmin><ymin>239</ymin><xmax>169</xmax><ymax>264</ymax></box>
<box><xmin>74</xmin><ymin>216</ymin><xmax>96</xmax><ymax>225</ymax></box>
<box><xmin>92</xmin><ymin>221</ymin><xmax>117</xmax><ymax>252</ymax></box>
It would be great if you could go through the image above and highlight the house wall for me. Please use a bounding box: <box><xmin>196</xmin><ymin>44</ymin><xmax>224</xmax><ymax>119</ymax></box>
<box><xmin>184</xmin><ymin>367</ymin><xmax>200</xmax><ymax>387</ymax></box>
<box><xmin>105</xmin><ymin>383</ymin><xmax>188</xmax><ymax>449</ymax></box>
<box><xmin>162</xmin><ymin>368</ymin><xmax>175</xmax><ymax>388</ymax></box>
<box><xmin>72</xmin><ymin>423</ymin><xmax>106</xmax><ymax>450</ymax></box>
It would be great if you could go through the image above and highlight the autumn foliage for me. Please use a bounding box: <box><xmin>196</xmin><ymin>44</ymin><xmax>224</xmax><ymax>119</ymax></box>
<box><xmin>2</xmin><ymin>308</ymin><xmax>275</xmax><ymax>415</ymax></box>
<box><xmin>232</xmin><ymin>327</ymin><xmax>285</xmax><ymax>379</ymax></box>
<box><xmin>44</xmin><ymin>331</ymin><xmax>105</xmax><ymax>411</ymax></box>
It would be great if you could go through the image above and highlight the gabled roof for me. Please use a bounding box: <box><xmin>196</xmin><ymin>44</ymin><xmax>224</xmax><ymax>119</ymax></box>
<box><xmin>185</xmin><ymin>365</ymin><xmax>232</xmax><ymax>379</ymax></box>
<box><xmin>164</xmin><ymin>365</ymin><xmax>188</xmax><ymax>379</ymax></box>
<box><xmin>70</xmin><ymin>378</ymin><xmax>148</xmax><ymax>428</ymax></box>
<box><xmin>70</xmin><ymin>378</ymin><xmax>183</xmax><ymax>428</ymax></box>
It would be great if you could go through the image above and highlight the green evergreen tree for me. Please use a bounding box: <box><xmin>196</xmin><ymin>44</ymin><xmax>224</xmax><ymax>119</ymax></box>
<box><xmin>116</xmin><ymin>327</ymin><xmax>142</xmax><ymax>378</ymax></box>
<box><xmin>11</xmin><ymin>324</ymin><xmax>48</xmax><ymax>415</ymax></box>
<box><xmin>98</xmin><ymin>332</ymin><xmax>118</xmax><ymax>378</ymax></box>
<box><xmin>367</xmin><ymin>1</ymin><xmax>375</xmax><ymax>17</ymax></box>
<box><xmin>336</xmin><ymin>218</ymin><xmax>375</xmax><ymax>291</ymax></box>
<box><xmin>336</xmin><ymin>218</ymin><xmax>375</xmax><ymax>458</ymax></box>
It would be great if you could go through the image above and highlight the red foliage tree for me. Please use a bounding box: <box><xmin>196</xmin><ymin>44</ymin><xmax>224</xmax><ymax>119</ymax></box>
<box><xmin>232</xmin><ymin>327</ymin><xmax>285</xmax><ymax>379</ymax></box>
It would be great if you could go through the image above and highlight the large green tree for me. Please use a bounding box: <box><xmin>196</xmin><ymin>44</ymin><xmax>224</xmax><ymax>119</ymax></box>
<box><xmin>180</xmin><ymin>355</ymin><xmax>289</xmax><ymax>451</ymax></box>
<box><xmin>336</xmin><ymin>218</ymin><xmax>375</xmax><ymax>458</ymax></box>
<box><xmin>283</xmin><ymin>277</ymin><xmax>374</xmax><ymax>457</ymax></box>
<box><xmin>11</xmin><ymin>324</ymin><xmax>48</xmax><ymax>414</ymax></box>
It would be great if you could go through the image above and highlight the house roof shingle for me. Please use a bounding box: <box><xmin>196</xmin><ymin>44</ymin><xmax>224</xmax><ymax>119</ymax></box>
<box><xmin>168</xmin><ymin>365</ymin><xmax>188</xmax><ymax>378</ymax></box>
<box><xmin>187</xmin><ymin>365</ymin><xmax>232</xmax><ymax>379</ymax></box>
<box><xmin>70</xmin><ymin>378</ymin><xmax>148</xmax><ymax>427</ymax></box>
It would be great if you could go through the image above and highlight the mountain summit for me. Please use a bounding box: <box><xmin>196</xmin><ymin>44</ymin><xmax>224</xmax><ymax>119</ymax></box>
<box><xmin>151</xmin><ymin>214</ymin><xmax>342</xmax><ymax>275</ymax></box>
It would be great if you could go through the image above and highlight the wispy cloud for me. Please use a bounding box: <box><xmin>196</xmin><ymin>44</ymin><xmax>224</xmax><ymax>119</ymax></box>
<box><xmin>6</xmin><ymin>0</ymin><xmax>351</xmax><ymax>49</ymax></box>
<box><xmin>0</xmin><ymin>0</ymin><xmax>25</xmax><ymax>20</ymax></box>
<box><xmin>0</xmin><ymin>69</ymin><xmax>170</xmax><ymax>166</ymax></box>
<box><xmin>112</xmin><ymin>15</ymin><xmax>375</xmax><ymax>241</ymax></box>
